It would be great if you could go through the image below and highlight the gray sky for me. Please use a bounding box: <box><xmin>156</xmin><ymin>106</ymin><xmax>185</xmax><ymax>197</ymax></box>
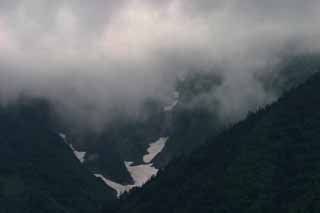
<box><xmin>0</xmin><ymin>0</ymin><xmax>319</xmax><ymax>128</ymax></box>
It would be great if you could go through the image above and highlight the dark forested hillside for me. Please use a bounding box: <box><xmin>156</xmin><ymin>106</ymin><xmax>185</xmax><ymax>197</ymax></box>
<box><xmin>59</xmin><ymin>54</ymin><xmax>320</xmax><ymax>188</ymax></box>
<box><xmin>0</xmin><ymin>98</ymin><xmax>115</xmax><ymax>213</ymax></box>
<box><xmin>154</xmin><ymin>53</ymin><xmax>320</xmax><ymax>169</ymax></box>
<box><xmin>2</xmin><ymin>54</ymin><xmax>320</xmax><ymax>212</ymax></box>
<box><xmin>78</xmin><ymin>99</ymin><xmax>167</xmax><ymax>184</ymax></box>
<box><xmin>115</xmin><ymin>71</ymin><xmax>320</xmax><ymax>213</ymax></box>
<box><xmin>153</xmin><ymin>72</ymin><xmax>223</xmax><ymax>168</ymax></box>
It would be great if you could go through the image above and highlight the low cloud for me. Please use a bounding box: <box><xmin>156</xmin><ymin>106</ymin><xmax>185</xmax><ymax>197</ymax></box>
<box><xmin>0</xmin><ymin>0</ymin><xmax>319</xmax><ymax>128</ymax></box>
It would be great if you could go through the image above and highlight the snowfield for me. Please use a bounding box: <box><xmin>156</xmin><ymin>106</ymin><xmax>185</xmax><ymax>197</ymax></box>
<box><xmin>164</xmin><ymin>91</ymin><xmax>180</xmax><ymax>111</ymax></box>
<box><xmin>95</xmin><ymin>162</ymin><xmax>159</xmax><ymax>197</ymax></box>
<box><xmin>125</xmin><ymin>161</ymin><xmax>158</xmax><ymax>187</ymax></box>
<box><xmin>69</xmin><ymin>144</ymin><xmax>86</xmax><ymax>163</ymax></box>
<box><xmin>164</xmin><ymin>100</ymin><xmax>178</xmax><ymax>111</ymax></box>
<box><xmin>59</xmin><ymin>132</ymin><xmax>168</xmax><ymax>198</ymax></box>
<box><xmin>59</xmin><ymin>133</ymin><xmax>86</xmax><ymax>163</ymax></box>
<box><xmin>94</xmin><ymin>174</ymin><xmax>132</xmax><ymax>197</ymax></box>
<box><xmin>143</xmin><ymin>137</ymin><xmax>168</xmax><ymax>163</ymax></box>
<box><xmin>96</xmin><ymin>137</ymin><xmax>169</xmax><ymax>197</ymax></box>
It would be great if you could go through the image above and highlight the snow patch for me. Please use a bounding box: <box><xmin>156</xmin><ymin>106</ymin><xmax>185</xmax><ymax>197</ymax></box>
<box><xmin>97</xmin><ymin>137</ymin><xmax>168</xmax><ymax>197</ymax></box>
<box><xmin>94</xmin><ymin>174</ymin><xmax>132</xmax><ymax>197</ymax></box>
<box><xmin>164</xmin><ymin>100</ymin><xmax>178</xmax><ymax>111</ymax></box>
<box><xmin>173</xmin><ymin>91</ymin><xmax>180</xmax><ymax>99</ymax></box>
<box><xmin>95</xmin><ymin>162</ymin><xmax>158</xmax><ymax>198</ymax></box>
<box><xmin>59</xmin><ymin>133</ymin><xmax>67</xmax><ymax>142</ymax></box>
<box><xmin>58</xmin><ymin>132</ymin><xmax>167</xmax><ymax>197</ymax></box>
<box><xmin>143</xmin><ymin>137</ymin><xmax>168</xmax><ymax>163</ymax></box>
<box><xmin>164</xmin><ymin>91</ymin><xmax>180</xmax><ymax>111</ymax></box>
<box><xmin>69</xmin><ymin>144</ymin><xmax>86</xmax><ymax>163</ymax></box>
<box><xmin>125</xmin><ymin>161</ymin><xmax>158</xmax><ymax>187</ymax></box>
<box><xmin>58</xmin><ymin>133</ymin><xmax>86</xmax><ymax>163</ymax></box>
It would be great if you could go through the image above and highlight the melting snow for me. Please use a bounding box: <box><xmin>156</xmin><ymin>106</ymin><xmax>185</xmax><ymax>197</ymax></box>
<box><xmin>59</xmin><ymin>133</ymin><xmax>67</xmax><ymax>142</ymax></box>
<box><xmin>58</xmin><ymin>133</ymin><xmax>86</xmax><ymax>163</ymax></box>
<box><xmin>69</xmin><ymin>144</ymin><xmax>86</xmax><ymax>163</ymax></box>
<box><xmin>59</xmin><ymin>132</ymin><xmax>168</xmax><ymax>197</ymax></box>
<box><xmin>125</xmin><ymin>161</ymin><xmax>158</xmax><ymax>187</ymax></box>
<box><xmin>164</xmin><ymin>100</ymin><xmax>178</xmax><ymax>111</ymax></box>
<box><xmin>164</xmin><ymin>91</ymin><xmax>180</xmax><ymax>111</ymax></box>
<box><xmin>95</xmin><ymin>162</ymin><xmax>158</xmax><ymax>198</ymax></box>
<box><xmin>94</xmin><ymin>174</ymin><xmax>132</xmax><ymax>197</ymax></box>
<box><xmin>143</xmin><ymin>137</ymin><xmax>168</xmax><ymax>163</ymax></box>
<box><xmin>97</xmin><ymin>137</ymin><xmax>169</xmax><ymax>197</ymax></box>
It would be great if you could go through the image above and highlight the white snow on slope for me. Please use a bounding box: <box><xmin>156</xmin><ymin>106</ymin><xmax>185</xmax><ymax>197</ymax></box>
<box><xmin>59</xmin><ymin>132</ymin><xmax>167</xmax><ymax>197</ymax></box>
<box><xmin>125</xmin><ymin>161</ymin><xmax>158</xmax><ymax>187</ymax></box>
<box><xmin>97</xmin><ymin>137</ymin><xmax>168</xmax><ymax>197</ymax></box>
<box><xmin>94</xmin><ymin>174</ymin><xmax>132</xmax><ymax>197</ymax></box>
<box><xmin>69</xmin><ymin>144</ymin><xmax>86</xmax><ymax>163</ymax></box>
<box><xmin>59</xmin><ymin>133</ymin><xmax>67</xmax><ymax>142</ymax></box>
<box><xmin>143</xmin><ymin>137</ymin><xmax>168</xmax><ymax>163</ymax></box>
<box><xmin>164</xmin><ymin>91</ymin><xmax>180</xmax><ymax>111</ymax></box>
<box><xmin>164</xmin><ymin>100</ymin><xmax>178</xmax><ymax>111</ymax></box>
<box><xmin>58</xmin><ymin>133</ymin><xmax>86</xmax><ymax>163</ymax></box>
<box><xmin>95</xmin><ymin>162</ymin><xmax>158</xmax><ymax>198</ymax></box>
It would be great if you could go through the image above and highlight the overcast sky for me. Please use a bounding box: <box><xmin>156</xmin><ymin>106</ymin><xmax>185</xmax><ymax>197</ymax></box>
<box><xmin>0</xmin><ymin>0</ymin><xmax>319</xmax><ymax>128</ymax></box>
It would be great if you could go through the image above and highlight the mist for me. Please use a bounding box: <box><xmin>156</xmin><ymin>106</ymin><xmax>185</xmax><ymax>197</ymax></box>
<box><xmin>0</xmin><ymin>0</ymin><xmax>319</xmax><ymax>128</ymax></box>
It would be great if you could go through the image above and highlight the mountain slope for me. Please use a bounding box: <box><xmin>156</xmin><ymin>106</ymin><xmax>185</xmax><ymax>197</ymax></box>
<box><xmin>0</xmin><ymin>99</ymin><xmax>115</xmax><ymax>213</ymax></box>
<box><xmin>115</xmin><ymin>71</ymin><xmax>320</xmax><ymax>213</ymax></box>
<box><xmin>154</xmin><ymin>53</ymin><xmax>320</xmax><ymax>169</ymax></box>
<box><xmin>58</xmin><ymin>53</ymin><xmax>320</xmax><ymax>193</ymax></box>
<box><xmin>64</xmin><ymin>98</ymin><xmax>167</xmax><ymax>185</ymax></box>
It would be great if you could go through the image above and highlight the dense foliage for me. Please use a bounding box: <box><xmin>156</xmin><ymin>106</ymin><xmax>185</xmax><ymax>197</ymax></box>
<box><xmin>0</xmin><ymin>98</ymin><xmax>115</xmax><ymax>213</ymax></box>
<box><xmin>154</xmin><ymin>72</ymin><xmax>224</xmax><ymax>168</ymax></box>
<box><xmin>115</xmin><ymin>71</ymin><xmax>320</xmax><ymax>213</ymax></box>
<box><xmin>155</xmin><ymin>54</ymin><xmax>320</xmax><ymax>168</ymax></box>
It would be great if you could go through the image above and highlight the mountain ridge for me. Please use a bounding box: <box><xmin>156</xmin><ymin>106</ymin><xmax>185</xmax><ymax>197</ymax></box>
<box><xmin>114</xmin><ymin>70</ymin><xmax>320</xmax><ymax>213</ymax></box>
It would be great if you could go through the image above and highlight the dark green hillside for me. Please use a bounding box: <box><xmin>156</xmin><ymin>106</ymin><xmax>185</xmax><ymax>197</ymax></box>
<box><xmin>153</xmin><ymin>72</ymin><xmax>223</xmax><ymax>168</ymax></box>
<box><xmin>0</xmin><ymin>98</ymin><xmax>115</xmax><ymax>213</ymax></box>
<box><xmin>76</xmin><ymin>98</ymin><xmax>166</xmax><ymax>184</ymax></box>
<box><xmin>155</xmin><ymin>54</ymin><xmax>320</xmax><ymax>168</ymax></box>
<box><xmin>116</xmin><ymin>71</ymin><xmax>320</xmax><ymax>213</ymax></box>
<box><xmin>259</xmin><ymin>53</ymin><xmax>320</xmax><ymax>95</ymax></box>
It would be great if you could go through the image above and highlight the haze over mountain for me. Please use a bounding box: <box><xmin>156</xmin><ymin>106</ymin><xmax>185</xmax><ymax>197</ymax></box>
<box><xmin>115</xmin><ymin>66</ymin><xmax>320</xmax><ymax>213</ymax></box>
<box><xmin>1</xmin><ymin>0</ymin><xmax>320</xmax><ymax>129</ymax></box>
<box><xmin>1</xmin><ymin>1</ymin><xmax>320</xmax><ymax>212</ymax></box>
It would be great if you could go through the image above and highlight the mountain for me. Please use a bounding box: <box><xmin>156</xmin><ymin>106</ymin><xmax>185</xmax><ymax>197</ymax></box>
<box><xmin>152</xmin><ymin>53</ymin><xmax>320</xmax><ymax>170</ymax></box>
<box><xmin>1</xmin><ymin>53</ymin><xmax>318</xmax><ymax>211</ymax></box>
<box><xmin>62</xmin><ymin>71</ymin><xmax>224</xmax><ymax>194</ymax></box>
<box><xmin>64</xmin><ymin>53</ymin><xmax>320</xmax><ymax>196</ymax></box>
<box><xmin>114</xmin><ymin>70</ymin><xmax>320</xmax><ymax>212</ymax></box>
<box><xmin>0</xmin><ymin>98</ymin><xmax>116</xmax><ymax>213</ymax></box>
<box><xmin>61</xmin><ymin>98</ymin><xmax>169</xmax><ymax>195</ymax></box>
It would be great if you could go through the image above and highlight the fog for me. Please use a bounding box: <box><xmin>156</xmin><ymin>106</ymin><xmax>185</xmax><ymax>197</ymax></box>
<box><xmin>0</xmin><ymin>0</ymin><xmax>319</xmax><ymax>128</ymax></box>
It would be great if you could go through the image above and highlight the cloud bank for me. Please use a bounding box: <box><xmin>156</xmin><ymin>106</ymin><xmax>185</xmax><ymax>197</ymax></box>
<box><xmin>0</xmin><ymin>0</ymin><xmax>319</xmax><ymax>127</ymax></box>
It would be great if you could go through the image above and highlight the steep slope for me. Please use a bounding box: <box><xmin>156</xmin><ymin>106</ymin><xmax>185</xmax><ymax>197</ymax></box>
<box><xmin>0</xmin><ymin>98</ymin><xmax>115</xmax><ymax>213</ymax></box>
<box><xmin>153</xmin><ymin>72</ymin><xmax>223</xmax><ymax>168</ymax></box>
<box><xmin>116</xmin><ymin>71</ymin><xmax>320</xmax><ymax>213</ymax></box>
<box><xmin>154</xmin><ymin>53</ymin><xmax>320</xmax><ymax>169</ymax></box>
<box><xmin>66</xmin><ymin>98</ymin><xmax>167</xmax><ymax>185</ymax></box>
<box><xmin>57</xmin><ymin>54</ymin><xmax>320</xmax><ymax>195</ymax></box>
